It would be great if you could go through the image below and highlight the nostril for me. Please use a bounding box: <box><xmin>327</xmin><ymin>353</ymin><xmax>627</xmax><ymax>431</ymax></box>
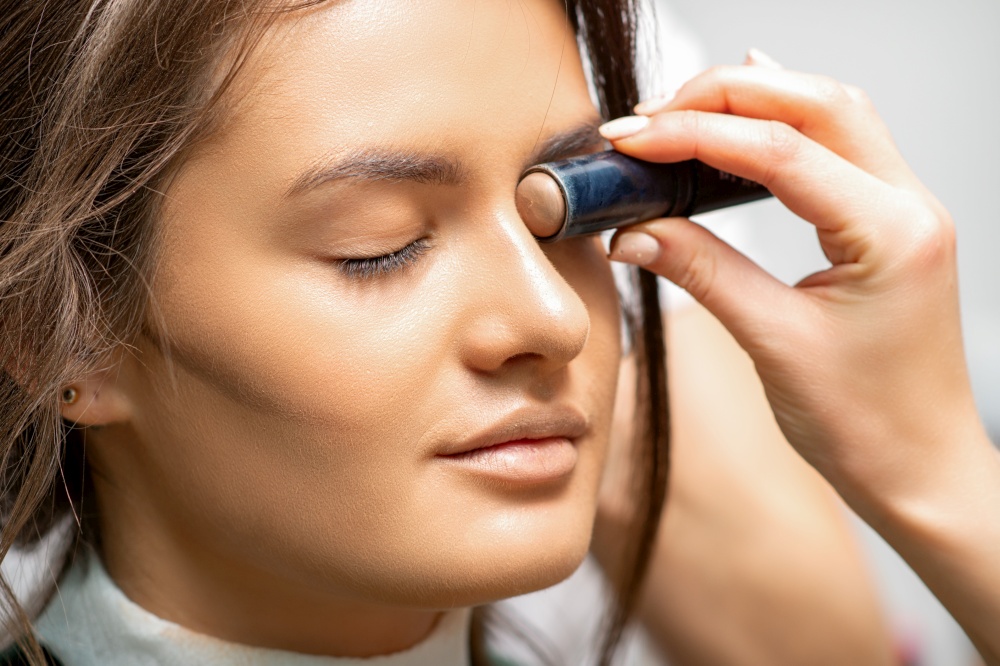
<box><xmin>501</xmin><ymin>351</ymin><xmax>543</xmax><ymax>368</ymax></box>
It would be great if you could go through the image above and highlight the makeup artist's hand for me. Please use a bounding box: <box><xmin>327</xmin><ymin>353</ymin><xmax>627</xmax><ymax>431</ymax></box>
<box><xmin>603</xmin><ymin>51</ymin><xmax>1000</xmax><ymax>662</ymax></box>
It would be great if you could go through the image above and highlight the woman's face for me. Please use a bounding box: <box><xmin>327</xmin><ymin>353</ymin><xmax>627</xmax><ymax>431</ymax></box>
<box><xmin>93</xmin><ymin>0</ymin><xmax>621</xmax><ymax>624</ymax></box>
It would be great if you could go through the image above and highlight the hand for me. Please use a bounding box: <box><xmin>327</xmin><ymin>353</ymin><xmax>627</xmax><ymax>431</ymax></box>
<box><xmin>602</xmin><ymin>52</ymin><xmax>992</xmax><ymax>519</ymax></box>
<box><xmin>599</xmin><ymin>53</ymin><xmax>1000</xmax><ymax>661</ymax></box>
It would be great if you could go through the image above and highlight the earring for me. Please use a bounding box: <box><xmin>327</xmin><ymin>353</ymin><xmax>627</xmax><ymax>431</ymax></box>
<box><xmin>61</xmin><ymin>387</ymin><xmax>79</xmax><ymax>405</ymax></box>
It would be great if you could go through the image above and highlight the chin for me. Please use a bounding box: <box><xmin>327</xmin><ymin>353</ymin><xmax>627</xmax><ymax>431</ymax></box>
<box><xmin>349</xmin><ymin>495</ymin><xmax>599</xmax><ymax>609</ymax></box>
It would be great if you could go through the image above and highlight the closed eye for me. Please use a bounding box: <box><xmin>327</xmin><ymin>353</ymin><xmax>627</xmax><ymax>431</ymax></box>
<box><xmin>336</xmin><ymin>238</ymin><xmax>431</xmax><ymax>280</ymax></box>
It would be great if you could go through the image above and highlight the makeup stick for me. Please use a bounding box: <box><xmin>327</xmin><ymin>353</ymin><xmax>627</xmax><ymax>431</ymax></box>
<box><xmin>516</xmin><ymin>151</ymin><xmax>772</xmax><ymax>242</ymax></box>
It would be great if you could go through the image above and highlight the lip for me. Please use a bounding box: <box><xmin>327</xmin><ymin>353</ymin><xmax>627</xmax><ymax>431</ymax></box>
<box><xmin>437</xmin><ymin>406</ymin><xmax>588</xmax><ymax>456</ymax></box>
<box><xmin>436</xmin><ymin>407</ymin><xmax>589</xmax><ymax>485</ymax></box>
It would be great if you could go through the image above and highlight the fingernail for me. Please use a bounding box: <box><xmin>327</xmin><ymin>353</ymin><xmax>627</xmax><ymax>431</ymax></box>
<box><xmin>745</xmin><ymin>47</ymin><xmax>783</xmax><ymax>69</ymax></box>
<box><xmin>599</xmin><ymin>115</ymin><xmax>650</xmax><ymax>141</ymax></box>
<box><xmin>634</xmin><ymin>93</ymin><xmax>674</xmax><ymax>116</ymax></box>
<box><xmin>611</xmin><ymin>231</ymin><xmax>660</xmax><ymax>266</ymax></box>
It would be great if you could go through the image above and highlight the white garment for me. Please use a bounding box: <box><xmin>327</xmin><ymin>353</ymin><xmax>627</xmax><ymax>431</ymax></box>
<box><xmin>35</xmin><ymin>555</ymin><xmax>471</xmax><ymax>666</ymax></box>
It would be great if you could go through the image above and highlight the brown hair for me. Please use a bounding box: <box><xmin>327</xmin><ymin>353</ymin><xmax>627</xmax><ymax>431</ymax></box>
<box><xmin>0</xmin><ymin>1</ymin><xmax>669</xmax><ymax>664</ymax></box>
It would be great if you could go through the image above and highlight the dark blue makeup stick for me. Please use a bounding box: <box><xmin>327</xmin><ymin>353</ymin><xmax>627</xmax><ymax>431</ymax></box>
<box><xmin>516</xmin><ymin>151</ymin><xmax>773</xmax><ymax>242</ymax></box>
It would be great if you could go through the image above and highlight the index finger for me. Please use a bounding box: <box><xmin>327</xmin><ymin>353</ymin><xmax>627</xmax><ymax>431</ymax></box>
<box><xmin>602</xmin><ymin>110</ymin><xmax>912</xmax><ymax>265</ymax></box>
<box><xmin>638</xmin><ymin>65</ymin><xmax>919</xmax><ymax>190</ymax></box>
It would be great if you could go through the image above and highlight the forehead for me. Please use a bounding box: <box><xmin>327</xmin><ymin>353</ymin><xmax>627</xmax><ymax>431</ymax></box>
<box><xmin>221</xmin><ymin>0</ymin><xmax>594</xmax><ymax>175</ymax></box>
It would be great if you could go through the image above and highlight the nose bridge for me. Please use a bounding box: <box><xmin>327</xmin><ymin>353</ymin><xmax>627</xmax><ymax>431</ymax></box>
<box><xmin>461</xmin><ymin>205</ymin><xmax>590</xmax><ymax>372</ymax></box>
<box><xmin>509</xmin><ymin>229</ymin><xmax>584</xmax><ymax>329</ymax></box>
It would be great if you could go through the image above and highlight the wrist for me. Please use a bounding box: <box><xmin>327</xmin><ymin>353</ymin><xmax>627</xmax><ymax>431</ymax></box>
<box><xmin>853</xmin><ymin>423</ymin><xmax>1000</xmax><ymax>659</ymax></box>
<box><xmin>813</xmin><ymin>386</ymin><xmax>988</xmax><ymax>519</ymax></box>
<box><xmin>854</xmin><ymin>419</ymin><xmax>999</xmax><ymax>552</ymax></box>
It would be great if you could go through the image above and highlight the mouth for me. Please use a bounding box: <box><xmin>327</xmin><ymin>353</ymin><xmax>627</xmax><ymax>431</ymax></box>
<box><xmin>436</xmin><ymin>407</ymin><xmax>588</xmax><ymax>485</ymax></box>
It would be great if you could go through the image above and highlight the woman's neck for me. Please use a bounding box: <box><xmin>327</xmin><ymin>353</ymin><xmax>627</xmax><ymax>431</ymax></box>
<box><xmin>36</xmin><ymin>552</ymin><xmax>473</xmax><ymax>666</ymax></box>
<box><xmin>92</xmin><ymin>481</ymin><xmax>442</xmax><ymax>658</ymax></box>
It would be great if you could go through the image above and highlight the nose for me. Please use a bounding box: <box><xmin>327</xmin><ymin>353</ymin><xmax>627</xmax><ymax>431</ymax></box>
<box><xmin>459</xmin><ymin>208</ymin><xmax>591</xmax><ymax>378</ymax></box>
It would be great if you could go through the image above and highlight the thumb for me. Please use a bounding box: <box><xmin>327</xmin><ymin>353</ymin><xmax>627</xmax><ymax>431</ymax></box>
<box><xmin>610</xmin><ymin>217</ymin><xmax>799</xmax><ymax>353</ymax></box>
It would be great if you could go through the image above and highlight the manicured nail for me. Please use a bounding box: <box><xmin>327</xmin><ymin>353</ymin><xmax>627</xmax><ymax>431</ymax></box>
<box><xmin>611</xmin><ymin>231</ymin><xmax>660</xmax><ymax>266</ymax></box>
<box><xmin>745</xmin><ymin>47</ymin><xmax>783</xmax><ymax>69</ymax></box>
<box><xmin>599</xmin><ymin>115</ymin><xmax>650</xmax><ymax>141</ymax></box>
<box><xmin>634</xmin><ymin>93</ymin><xmax>674</xmax><ymax>116</ymax></box>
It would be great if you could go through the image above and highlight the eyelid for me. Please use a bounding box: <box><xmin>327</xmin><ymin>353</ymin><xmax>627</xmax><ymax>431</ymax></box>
<box><xmin>335</xmin><ymin>237</ymin><xmax>431</xmax><ymax>280</ymax></box>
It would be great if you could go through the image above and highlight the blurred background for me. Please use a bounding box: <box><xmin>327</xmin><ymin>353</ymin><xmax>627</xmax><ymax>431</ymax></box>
<box><xmin>654</xmin><ymin>0</ymin><xmax>999</xmax><ymax>663</ymax></box>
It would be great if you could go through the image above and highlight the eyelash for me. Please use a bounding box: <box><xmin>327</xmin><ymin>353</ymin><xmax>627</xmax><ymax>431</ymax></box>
<box><xmin>336</xmin><ymin>238</ymin><xmax>431</xmax><ymax>279</ymax></box>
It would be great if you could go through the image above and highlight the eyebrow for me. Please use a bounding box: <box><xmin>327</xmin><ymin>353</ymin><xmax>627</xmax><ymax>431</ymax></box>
<box><xmin>284</xmin><ymin>117</ymin><xmax>605</xmax><ymax>197</ymax></box>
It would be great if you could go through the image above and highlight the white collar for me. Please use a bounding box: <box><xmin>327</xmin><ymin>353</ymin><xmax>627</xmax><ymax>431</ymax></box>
<box><xmin>35</xmin><ymin>555</ymin><xmax>472</xmax><ymax>666</ymax></box>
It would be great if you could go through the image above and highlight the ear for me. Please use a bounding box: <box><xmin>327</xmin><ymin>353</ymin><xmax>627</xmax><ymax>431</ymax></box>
<box><xmin>59</xmin><ymin>365</ymin><xmax>132</xmax><ymax>427</ymax></box>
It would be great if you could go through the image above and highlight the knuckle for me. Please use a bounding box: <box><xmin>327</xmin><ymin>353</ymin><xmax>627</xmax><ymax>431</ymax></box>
<box><xmin>673</xmin><ymin>77</ymin><xmax>697</xmax><ymax>100</ymax></box>
<box><xmin>765</xmin><ymin>120</ymin><xmax>800</xmax><ymax>160</ymax></box>
<box><xmin>702</xmin><ymin>64</ymin><xmax>731</xmax><ymax>81</ymax></box>
<box><xmin>664</xmin><ymin>109</ymin><xmax>703</xmax><ymax>153</ymax></box>
<box><xmin>842</xmin><ymin>83</ymin><xmax>873</xmax><ymax>108</ymax></box>
<box><xmin>811</xmin><ymin>75</ymin><xmax>853</xmax><ymax>108</ymax></box>
<box><xmin>759</xmin><ymin>121</ymin><xmax>800</xmax><ymax>184</ymax></box>
<box><xmin>687</xmin><ymin>65</ymin><xmax>740</xmax><ymax>99</ymax></box>
<box><xmin>899</xmin><ymin>196</ymin><xmax>957</xmax><ymax>268</ymax></box>
<box><xmin>645</xmin><ymin>109</ymin><xmax>703</xmax><ymax>159</ymax></box>
<box><xmin>926</xmin><ymin>195</ymin><xmax>954</xmax><ymax>228</ymax></box>
<box><xmin>673</xmin><ymin>108</ymin><xmax>701</xmax><ymax>134</ymax></box>
<box><xmin>676</xmin><ymin>232</ymin><xmax>718</xmax><ymax>303</ymax></box>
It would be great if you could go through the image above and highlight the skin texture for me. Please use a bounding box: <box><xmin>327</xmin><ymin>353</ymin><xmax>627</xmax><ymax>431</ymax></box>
<box><xmin>606</xmin><ymin>52</ymin><xmax>1000</xmax><ymax>663</ymax></box>
<box><xmin>60</xmin><ymin>0</ymin><xmax>620</xmax><ymax>657</ymax></box>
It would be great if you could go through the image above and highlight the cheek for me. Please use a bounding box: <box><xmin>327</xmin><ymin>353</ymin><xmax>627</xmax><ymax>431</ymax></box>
<box><xmin>132</xmin><ymin>237</ymin><xmax>461</xmax><ymax>523</ymax></box>
<box><xmin>547</xmin><ymin>234</ymin><xmax>623</xmax><ymax>465</ymax></box>
<box><xmin>128</xmin><ymin>248</ymin><xmax>470</xmax><ymax>588</ymax></box>
<box><xmin>149</xmin><ymin>248</ymin><xmax>449</xmax><ymax>435</ymax></box>
<box><xmin>549</xmin><ymin>235</ymin><xmax>623</xmax><ymax>379</ymax></box>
